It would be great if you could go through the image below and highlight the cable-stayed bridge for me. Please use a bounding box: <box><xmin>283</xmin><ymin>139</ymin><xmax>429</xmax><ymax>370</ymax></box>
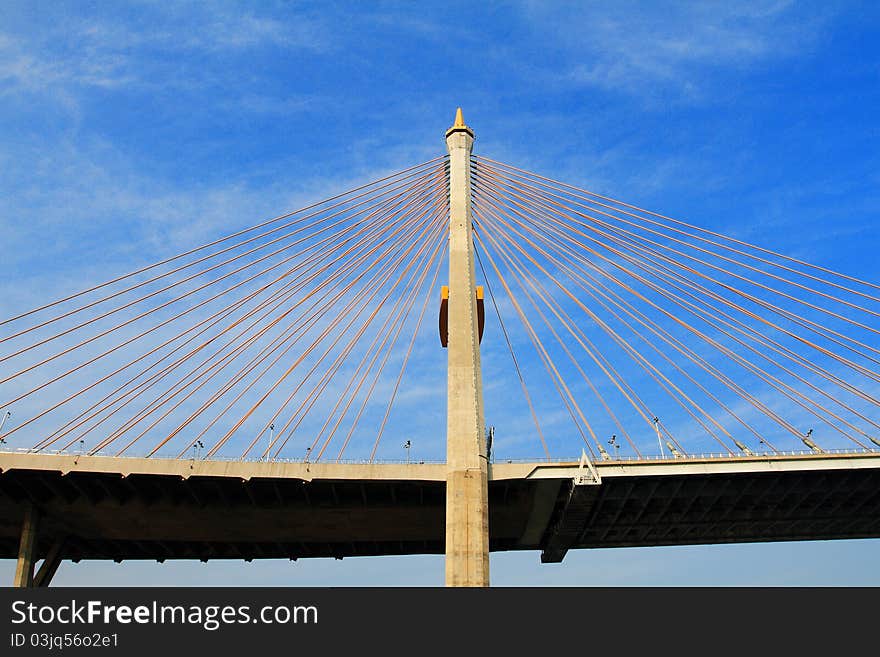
<box><xmin>2</xmin><ymin>110</ymin><xmax>879</xmax><ymax>586</ymax></box>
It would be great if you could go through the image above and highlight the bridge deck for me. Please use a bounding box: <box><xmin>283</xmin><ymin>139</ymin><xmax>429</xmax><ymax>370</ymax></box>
<box><xmin>1</xmin><ymin>451</ymin><xmax>879</xmax><ymax>564</ymax></box>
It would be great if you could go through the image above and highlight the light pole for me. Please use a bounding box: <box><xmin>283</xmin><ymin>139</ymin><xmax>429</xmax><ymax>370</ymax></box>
<box><xmin>608</xmin><ymin>434</ymin><xmax>620</xmax><ymax>460</ymax></box>
<box><xmin>0</xmin><ymin>410</ymin><xmax>10</xmax><ymax>446</ymax></box>
<box><xmin>267</xmin><ymin>424</ymin><xmax>275</xmax><ymax>462</ymax></box>
<box><xmin>653</xmin><ymin>417</ymin><xmax>665</xmax><ymax>458</ymax></box>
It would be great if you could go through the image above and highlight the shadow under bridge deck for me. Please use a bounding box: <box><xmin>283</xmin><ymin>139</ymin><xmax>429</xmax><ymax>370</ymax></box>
<box><xmin>1</xmin><ymin>450</ymin><xmax>879</xmax><ymax>565</ymax></box>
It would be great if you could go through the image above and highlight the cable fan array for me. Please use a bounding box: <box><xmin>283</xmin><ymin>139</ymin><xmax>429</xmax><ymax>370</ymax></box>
<box><xmin>0</xmin><ymin>157</ymin><xmax>449</xmax><ymax>462</ymax></box>
<box><xmin>471</xmin><ymin>156</ymin><xmax>880</xmax><ymax>460</ymax></box>
<box><xmin>2</xmin><ymin>152</ymin><xmax>879</xmax><ymax>463</ymax></box>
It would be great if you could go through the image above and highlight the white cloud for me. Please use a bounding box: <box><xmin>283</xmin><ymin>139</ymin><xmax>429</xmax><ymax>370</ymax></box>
<box><xmin>0</xmin><ymin>5</ymin><xmax>329</xmax><ymax>100</ymax></box>
<box><xmin>515</xmin><ymin>1</ymin><xmax>833</xmax><ymax>99</ymax></box>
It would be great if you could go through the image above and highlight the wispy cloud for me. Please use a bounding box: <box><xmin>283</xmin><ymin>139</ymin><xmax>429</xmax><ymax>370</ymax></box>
<box><xmin>0</xmin><ymin>4</ymin><xmax>329</xmax><ymax>100</ymax></box>
<box><xmin>514</xmin><ymin>1</ymin><xmax>833</xmax><ymax>100</ymax></box>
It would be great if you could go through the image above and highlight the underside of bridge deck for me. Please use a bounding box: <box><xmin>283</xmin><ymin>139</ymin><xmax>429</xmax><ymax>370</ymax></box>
<box><xmin>0</xmin><ymin>468</ymin><xmax>542</xmax><ymax>563</ymax></box>
<box><xmin>538</xmin><ymin>466</ymin><xmax>880</xmax><ymax>562</ymax></box>
<box><xmin>1</xmin><ymin>454</ymin><xmax>879</xmax><ymax>584</ymax></box>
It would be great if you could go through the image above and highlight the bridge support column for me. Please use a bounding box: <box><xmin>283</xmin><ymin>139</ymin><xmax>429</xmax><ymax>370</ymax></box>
<box><xmin>444</xmin><ymin>109</ymin><xmax>490</xmax><ymax>587</ymax></box>
<box><xmin>33</xmin><ymin>538</ymin><xmax>66</xmax><ymax>588</ymax></box>
<box><xmin>541</xmin><ymin>453</ymin><xmax>601</xmax><ymax>563</ymax></box>
<box><xmin>13</xmin><ymin>504</ymin><xmax>39</xmax><ymax>588</ymax></box>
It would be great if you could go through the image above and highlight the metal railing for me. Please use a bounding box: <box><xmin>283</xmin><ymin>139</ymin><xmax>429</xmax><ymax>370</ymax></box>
<box><xmin>496</xmin><ymin>447</ymin><xmax>879</xmax><ymax>464</ymax></box>
<box><xmin>0</xmin><ymin>446</ymin><xmax>446</xmax><ymax>465</ymax></box>
<box><xmin>1</xmin><ymin>445</ymin><xmax>877</xmax><ymax>465</ymax></box>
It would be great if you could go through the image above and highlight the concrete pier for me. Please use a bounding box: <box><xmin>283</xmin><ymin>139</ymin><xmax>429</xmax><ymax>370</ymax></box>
<box><xmin>13</xmin><ymin>504</ymin><xmax>38</xmax><ymax>588</ymax></box>
<box><xmin>444</xmin><ymin>109</ymin><xmax>490</xmax><ymax>587</ymax></box>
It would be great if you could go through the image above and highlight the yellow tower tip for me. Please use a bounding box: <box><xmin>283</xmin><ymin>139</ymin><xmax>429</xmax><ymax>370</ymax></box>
<box><xmin>446</xmin><ymin>107</ymin><xmax>473</xmax><ymax>139</ymax></box>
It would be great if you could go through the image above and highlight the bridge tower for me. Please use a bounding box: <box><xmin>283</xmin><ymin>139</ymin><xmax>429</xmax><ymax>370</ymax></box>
<box><xmin>444</xmin><ymin>108</ymin><xmax>490</xmax><ymax>587</ymax></box>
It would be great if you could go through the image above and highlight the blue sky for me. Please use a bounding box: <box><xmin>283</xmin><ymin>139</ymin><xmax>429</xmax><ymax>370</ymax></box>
<box><xmin>2</xmin><ymin>0</ymin><xmax>880</xmax><ymax>585</ymax></box>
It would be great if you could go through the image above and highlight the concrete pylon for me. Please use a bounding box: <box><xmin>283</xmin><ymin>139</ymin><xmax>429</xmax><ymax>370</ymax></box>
<box><xmin>13</xmin><ymin>504</ymin><xmax>39</xmax><ymax>588</ymax></box>
<box><xmin>444</xmin><ymin>108</ymin><xmax>490</xmax><ymax>587</ymax></box>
